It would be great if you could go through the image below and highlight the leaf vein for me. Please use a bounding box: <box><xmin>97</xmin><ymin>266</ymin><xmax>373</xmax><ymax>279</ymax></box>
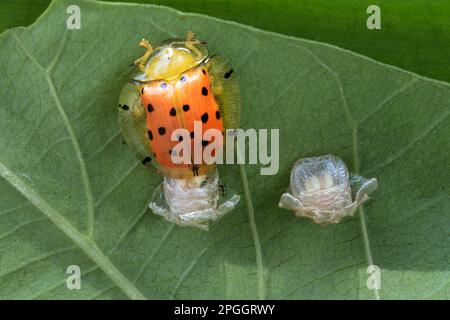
<box><xmin>365</xmin><ymin>107</ymin><xmax>450</xmax><ymax>175</ymax></box>
<box><xmin>358</xmin><ymin>77</ymin><xmax>419</xmax><ymax>125</ymax></box>
<box><xmin>0</xmin><ymin>152</ymin><xmax>146</xmax><ymax>299</ymax></box>
<box><xmin>12</xmin><ymin>31</ymin><xmax>95</xmax><ymax>237</ymax></box>
<box><xmin>170</xmin><ymin>246</ymin><xmax>208</xmax><ymax>299</ymax></box>
<box><xmin>0</xmin><ymin>245</ymin><xmax>76</xmax><ymax>279</ymax></box>
<box><xmin>292</xmin><ymin>45</ymin><xmax>380</xmax><ymax>300</ymax></box>
<box><xmin>133</xmin><ymin>224</ymin><xmax>175</xmax><ymax>282</ymax></box>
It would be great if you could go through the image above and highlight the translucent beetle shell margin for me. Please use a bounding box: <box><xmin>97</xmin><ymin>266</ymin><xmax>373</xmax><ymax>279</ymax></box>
<box><xmin>278</xmin><ymin>154</ymin><xmax>378</xmax><ymax>225</ymax></box>
<box><xmin>117</xmin><ymin>32</ymin><xmax>242</xmax><ymax>230</ymax></box>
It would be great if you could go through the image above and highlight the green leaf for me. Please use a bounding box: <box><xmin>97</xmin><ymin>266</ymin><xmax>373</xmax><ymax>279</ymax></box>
<box><xmin>2</xmin><ymin>0</ymin><xmax>450</xmax><ymax>83</ymax></box>
<box><xmin>147</xmin><ymin>0</ymin><xmax>450</xmax><ymax>84</ymax></box>
<box><xmin>0</xmin><ymin>0</ymin><xmax>50</xmax><ymax>35</ymax></box>
<box><xmin>0</xmin><ymin>0</ymin><xmax>448</xmax><ymax>299</ymax></box>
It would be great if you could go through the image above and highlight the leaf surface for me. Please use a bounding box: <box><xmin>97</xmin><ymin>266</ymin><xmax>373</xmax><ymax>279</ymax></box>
<box><xmin>0</xmin><ymin>0</ymin><xmax>448</xmax><ymax>299</ymax></box>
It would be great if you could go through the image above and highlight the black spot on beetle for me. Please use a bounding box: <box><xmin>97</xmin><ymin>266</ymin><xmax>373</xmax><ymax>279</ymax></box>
<box><xmin>219</xmin><ymin>184</ymin><xmax>226</xmax><ymax>195</ymax></box>
<box><xmin>201</xmin><ymin>112</ymin><xmax>209</xmax><ymax>123</ymax></box>
<box><xmin>169</xmin><ymin>107</ymin><xmax>176</xmax><ymax>116</ymax></box>
<box><xmin>224</xmin><ymin>69</ymin><xmax>234</xmax><ymax>79</ymax></box>
<box><xmin>216</xmin><ymin>110</ymin><xmax>221</xmax><ymax>120</ymax></box>
<box><xmin>158</xmin><ymin>127</ymin><xmax>166</xmax><ymax>135</ymax></box>
<box><xmin>202</xmin><ymin>69</ymin><xmax>206</xmax><ymax>75</ymax></box>
<box><xmin>147</xmin><ymin>130</ymin><xmax>153</xmax><ymax>140</ymax></box>
<box><xmin>201</xmin><ymin>87</ymin><xmax>208</xmax><ymax>96</ymax></box>
<box><xmin>147</xmin><ymin>104</ymin><xmax>154</xmax><ymax>112</ymax></box>
<box><xmin>183</xmin><ymin>104</ymin><xmax>190</xmax><ymax>112</ymax></box>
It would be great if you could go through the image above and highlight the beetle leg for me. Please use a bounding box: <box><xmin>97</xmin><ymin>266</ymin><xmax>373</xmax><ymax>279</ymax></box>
<box><xmin>134</xmin><ymin>38</ymin><xmax>153</xmax><ymax>72</ymax></box>
<box><xmin>186</xmin><ymin>30</ymin><xmax>196</xmax><ymax>42</ymax></box>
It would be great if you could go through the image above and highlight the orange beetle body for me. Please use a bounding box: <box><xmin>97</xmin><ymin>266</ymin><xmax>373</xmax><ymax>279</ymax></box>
<box><xmin>141</xmin><ymin>67</ymin><xmax>223</xmax><ymax>175</ymax></box>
